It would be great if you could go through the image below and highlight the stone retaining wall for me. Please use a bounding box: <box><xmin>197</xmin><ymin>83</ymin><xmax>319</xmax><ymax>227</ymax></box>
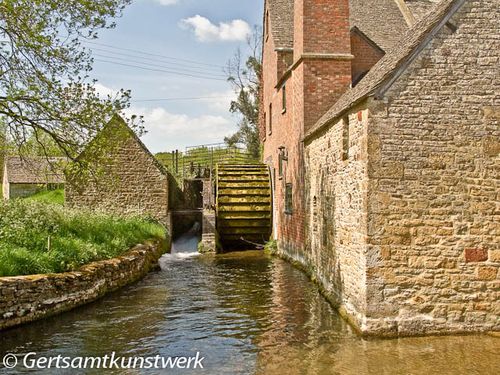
<box><xmin>0</xmin><ymin>241</ymin><xmax>166</xmax><ymax>331</ymax></box>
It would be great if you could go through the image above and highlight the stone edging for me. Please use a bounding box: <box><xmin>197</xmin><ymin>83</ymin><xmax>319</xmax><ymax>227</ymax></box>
<box><xmin>0</xmin><ymin>241</ymin><xmax>166</xmax><ymax>331</ymax></box>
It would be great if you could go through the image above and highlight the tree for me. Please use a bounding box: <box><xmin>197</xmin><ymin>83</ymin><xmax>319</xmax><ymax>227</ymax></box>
<box><xmin>224</xmin><ymin>27</ymin><xmax>262</xmax><ymax>158</ymax></box>
<box><xmin>0</xmin><ymin>0</ymin><xmax>140</xmax><ymax>160</ymax></box>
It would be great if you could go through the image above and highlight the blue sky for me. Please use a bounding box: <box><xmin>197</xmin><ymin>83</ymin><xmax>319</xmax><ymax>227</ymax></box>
<box><xmin>89</xmin><ymin>0</ymin><xmax>263</xmax><ymax>153</ymax></box>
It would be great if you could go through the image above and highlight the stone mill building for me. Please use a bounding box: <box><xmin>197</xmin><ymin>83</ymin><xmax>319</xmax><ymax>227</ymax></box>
<box><xmin>260</xmin><ymin>0</ymin><xmax>499</xmax><ymax>336</ymax></box>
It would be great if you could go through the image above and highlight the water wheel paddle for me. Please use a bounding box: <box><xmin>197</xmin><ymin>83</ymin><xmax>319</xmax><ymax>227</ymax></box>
<box><xmin>216</xmin><ymin>164</ymin><xmax>272</xmax><ymax>249</ymax></box>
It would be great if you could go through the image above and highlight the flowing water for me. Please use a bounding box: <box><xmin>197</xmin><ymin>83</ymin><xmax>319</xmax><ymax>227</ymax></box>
<box><xmin>0</xmin><ymin>233</ymin><xmax>498</xmax><ymax>374</ymax></box>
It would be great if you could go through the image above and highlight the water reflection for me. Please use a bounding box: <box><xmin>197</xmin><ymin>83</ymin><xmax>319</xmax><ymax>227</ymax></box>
<box><xmin>0</xmin><ymin>236</ymin><xmax>498</xmax><ymax>374</ymax></box>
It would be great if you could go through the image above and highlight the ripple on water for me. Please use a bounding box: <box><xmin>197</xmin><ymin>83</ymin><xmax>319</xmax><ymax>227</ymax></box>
<box><xmin>0</xmin><ymin>237</ymin><xmax>498</xmax><ymax>375</ymax></box>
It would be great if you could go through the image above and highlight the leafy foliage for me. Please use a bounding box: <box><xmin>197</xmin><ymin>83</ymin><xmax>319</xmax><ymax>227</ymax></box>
<box><xmin>0</xmin><ymin>200</ymin><xmax>166</xmax><ymax>276</ymax></box>
<box><xmin>224</xmin><ymin>27</ymin><xmax>262</xmax><ymax>158</ymax></box>
<box><xmin>0</xmin><ymin>0</ymin><xmax>140</xmax><ymax>159</ymax></box>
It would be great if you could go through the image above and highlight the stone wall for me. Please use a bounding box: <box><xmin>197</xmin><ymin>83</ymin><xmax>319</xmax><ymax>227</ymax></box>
<box><xmin>66</xmin><ymin>116</ymin><xmax>170</xmax><ymax>229</ymax></box>
<box><xmin>304</xmin><ymin>104</ymin><xmax>371</xmax><ymax>330</ymax></box>
<box><xmin>304</xmin><ymin>0</ymin><xmax>499</xmax><ymax>336</ymax></box>
<box><xmin>0</xmin><ymin>241</ymin><xmax>165</xmax><ymax>331</ymax></box>
<box><xmin>198</xmin><ymin>210</ymin><xmax>217</xmax><ymax>253</ymax></box>
<box><xmin>364</xmin><ymin>0</ymin><xmax>499</xmax><ymax>335</ymax></box>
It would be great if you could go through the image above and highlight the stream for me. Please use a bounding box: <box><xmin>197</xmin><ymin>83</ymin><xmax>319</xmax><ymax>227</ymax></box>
<box><xmin>0</xmin><ymin>233</ymin><xmax>498</xmax><ymax>374</ymax></box>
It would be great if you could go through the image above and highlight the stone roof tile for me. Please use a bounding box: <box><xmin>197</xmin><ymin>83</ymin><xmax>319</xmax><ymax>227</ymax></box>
<box><xmin>266</xmin><ymin>0</ymin><xmax>409</xmax><ymax>52</ymax></box>
<box><xmin>267</xmin><ymin>0</ymin><xmax>295</xmax><ymax>49</ymax></box>
<box><xmin>305</xmin><ymin>0</ymin><xmax>465</xmax><ymax>140</ymax></box>
<box><xmin>405</xmin><ymin>0</ymin><xmax>440</xmax><ymax>22</ymax></box>
<box><xmin>349</xmin><ymin>0</ymin><xmax>409</xmax><ymax>51</ymax></box>
<box><xmin>4</xmin><ymin>156</ymin><xmax>66</xmax><ymax>184</ymax></box>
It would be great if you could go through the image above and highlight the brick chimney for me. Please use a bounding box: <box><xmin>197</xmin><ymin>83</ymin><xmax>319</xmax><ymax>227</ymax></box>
<box><xmin>293</xmin><ymin>0</ymin><xmax>353</xmax><ymax>132</ymax></box>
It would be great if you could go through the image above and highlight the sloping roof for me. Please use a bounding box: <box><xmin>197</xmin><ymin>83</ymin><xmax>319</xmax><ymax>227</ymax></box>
<box><xmin>305</xmin><ymin>0</ymin><xmax>466</xmax><ymax>140</ymax></box>
<box><xmin>4</xmin><ymin>156</ymin><xmax>66</xmax><ymax>184</ymax></box>
<box><xmin>266</xmin><ymin>0</ymin><xmax>409</xmax><ymax>52</ymax></box>
<box><xmin>76</xmin><ymin>114</ymin><xmax>170</xmax><ymax>177</ymax></box>
<box><xmin>267</xmin><ymin>0</ymin><xmax>294</xmax><ymax>49</ymax></box>
<box><xmin>405</xmin><ymin>0</ymin><xmax>440</xmax><ymax>22</ymax></box>
<box><xmin>349</xmin><ymin>0</ymin><xmax>410</xmax><ymax>52</ymax></box>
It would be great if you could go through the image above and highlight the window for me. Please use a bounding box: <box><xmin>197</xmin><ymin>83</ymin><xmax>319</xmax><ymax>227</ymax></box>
<box><xmin>282</xmin><ymin>84</ymin><xmax>286</xmax><ymax>113</ymax></box>
<box><xmin>263</xmin><ymin>112</ymin><xmax>266</xmax><ymax>140</ymax></box>
<box><xmin>268</xmin><ymin>103</ymin><xmax>273</xmax><ymax>135</ymax></box>
<box><xmin>278</xmin><ymin>147</ymin><xmax>287</xmax><ymax>179</ymax></box>
<box><xmin>265</xmin><ymin>11</ymin><xmax>269</xmax><ymax>40</ymax></box>
<box><xmin>342</xmin><ymin>116</ymin><xmax>349</xmax><ymax>161</ymax></box>
<box><xmin>285</xmin><ymin>183</ymin><xmax>293</xmax><ymax>214</ymax></box>
<box><xmin>278</xmin><ymin>152</ymin><xmax>283</xmax><ymax>179</ymax></box>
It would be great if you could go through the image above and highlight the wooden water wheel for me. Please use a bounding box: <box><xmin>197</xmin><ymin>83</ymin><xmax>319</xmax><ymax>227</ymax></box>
<box><xmin>216</xmin><ymin>164</ymin><xmax>272</xmax><ymax>249</ymax></box>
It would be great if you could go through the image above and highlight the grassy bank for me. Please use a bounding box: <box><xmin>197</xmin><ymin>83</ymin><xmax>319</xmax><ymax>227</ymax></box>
<box><xmin>0</xmin><ymin>200</ymin><xmax>167</xmax><ymax>277</ymax></box>
<box><xmin>25</xmin><ymin>189</ymin><xmax>65</xmax><ymax>205</ymax></box>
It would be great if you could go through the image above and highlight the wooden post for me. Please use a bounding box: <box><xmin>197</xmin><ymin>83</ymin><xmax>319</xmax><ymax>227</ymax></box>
<box><xmin>175</xmin><ymin>149</ymin><xmax>179</xmax><ymax>174</ymax></box>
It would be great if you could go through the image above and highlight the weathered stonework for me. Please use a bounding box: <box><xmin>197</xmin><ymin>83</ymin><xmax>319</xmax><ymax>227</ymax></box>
<box><xmin>198</xmin><ymin>210</ymin><xmax>217</xmax><ymax>253</ymax></box>
<box><xmin>66</xmin><ymin>115</ymin><xmax>170</xmax><ymax>230</ymax></box>
<box><xmin>0</xmin><ymin>241</ymin><xmax>166</xmax><ymax>331</ymax></box>
<box><xmin>304</xmin><ymin>0</ymin><xmax>499</xmax><ymax>336</ymax></box>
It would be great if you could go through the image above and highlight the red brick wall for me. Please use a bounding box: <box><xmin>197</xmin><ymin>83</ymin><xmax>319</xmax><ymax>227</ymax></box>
<box><xmin>351</xmin><ymin>30</ymin><xmax>384</xmax><ymax>84</ymax></box>
<box><xmin>261</xmin><ymin>0</ymin><xmax>352</xmax><ymax>253</ymax></box>
<box><xmin>302</xmin><ymin>58</ymin><xmax>352</xmax><ymax>132</ymax></box>
<box><xmin>299</xmin><ymin>0</ymin><xmax>351</xmax><ymax>54</ymax></box>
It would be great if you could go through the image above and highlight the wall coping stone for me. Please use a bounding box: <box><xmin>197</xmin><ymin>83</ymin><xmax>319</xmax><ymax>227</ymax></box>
<box><xmin>0</xmin><ymin>240</ymin><xmax>167</xmax><ymax>331</ymax></box>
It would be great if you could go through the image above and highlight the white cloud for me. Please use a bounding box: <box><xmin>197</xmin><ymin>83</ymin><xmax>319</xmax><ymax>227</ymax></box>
<box><xmin>93</xmin><ymin>83</ymin><xmax>119</xmax><ymax>98</ymax></box>
<box><xmin>125</xmin><ymin>106</ymin><xmax>237</xmax><ymax>152</ymax></box>
<box><xmin>201</xmin><ymin>90</ymin><xmax>236</xmax><ymax>113</ymax></box>
<box><xmin>180</xmin><ymin>15</ymin><xmax>252</xmax><ymax>42</ymax></box>
<box><xmin>151</xmin><ymin>0</ymin><xmax>179</xmax><ymax>5</ymax></box>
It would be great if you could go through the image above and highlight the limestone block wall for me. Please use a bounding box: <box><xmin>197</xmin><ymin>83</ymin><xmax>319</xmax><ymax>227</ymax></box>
<box><xmin>303</xmin><ymin>0</ymin><xmax>499</xmax><ymax>336</ymax></box>
<box><xmin>304</xmin><ymin>104</ymin><xmax>370</xmax><ymax>329</ymax></box>
<box><xmin>66</xmin><ymin>121</ymin><xmax>170</xmax><ymax>228</ymax></box>
<box><xmin>0</xmin><ymin>242</ymin><xmax>165</xmax><ymax>331</ymax></box>
<box><xmin>365</xmin><ymin>0</ymin><xmax>499</xmax><ymax>335</ymax></box>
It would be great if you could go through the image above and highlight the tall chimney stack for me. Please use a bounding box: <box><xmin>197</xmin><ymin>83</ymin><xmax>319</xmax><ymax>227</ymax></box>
<box><xmin>293</xmin><ymin>0</ymin><xmax>353</xmax><ymax>132</ymax></box>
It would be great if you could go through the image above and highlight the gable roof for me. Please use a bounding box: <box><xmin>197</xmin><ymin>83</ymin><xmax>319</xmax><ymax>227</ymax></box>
<box><xmin>77</xmin><ymin>114</ymin><xmax>170</xmax><ymax>177</ymax></box>
<box><xmin>267</xmin><ymin>0</ymin><xmax>294</xmax><ymax>49</ymax></box>
<box><xmin>266</xmin><ymin>0</ymin><xmax>409</xmax><ymax>52</ymax></box>
<box><xmin>4</xmin><ymin>156</ymin><xmax>66</xmax><ymax>184</ymax></box>
<box><xmin>349</xmin><ymin>0</ymin><xmax>410</xmax><ymax>52</ymax></box>
<box><xmin>305</xmin><ymin>0</ymin><xmax>466</xmax><ymax>140</ymax></box>
<box><xmin>405</xmin><ymin>0</ymin><xmax>440</xmax><ymax>22</ymax></box>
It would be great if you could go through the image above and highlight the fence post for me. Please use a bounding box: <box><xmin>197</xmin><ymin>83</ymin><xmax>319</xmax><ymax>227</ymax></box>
<box><xmin>175</xmin><ymin>149</ymin><xmax>179</xmax><ymax>174</ymax></box>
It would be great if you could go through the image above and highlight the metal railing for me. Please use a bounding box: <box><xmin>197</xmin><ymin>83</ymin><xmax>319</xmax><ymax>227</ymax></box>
<box><xmin>157</xmin><ymin>143</ymin><xmax>258</xmax><ymax>181</ymax></box>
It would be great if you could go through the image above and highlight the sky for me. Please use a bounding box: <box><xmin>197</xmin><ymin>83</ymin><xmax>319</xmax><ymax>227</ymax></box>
<box><xmin>88</xmin><ymin>0</ymin><xmax>264</xmax><ymax>153</ymax></box>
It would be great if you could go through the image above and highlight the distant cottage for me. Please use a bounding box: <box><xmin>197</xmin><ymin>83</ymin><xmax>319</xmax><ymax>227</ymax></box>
<box><xmin>261</xmin><ymin>0</ymin><xmax>499</xmax><ymax>336</ymax></box>
<box><xmin>2</xmin><ymin>156</ymin><xmax>65</xmax><ymax>200</ymax></box>
<box><xmin>65</xmin><ymin>115</ymin><xmax>171</xmax><ymax>229</ymax></box>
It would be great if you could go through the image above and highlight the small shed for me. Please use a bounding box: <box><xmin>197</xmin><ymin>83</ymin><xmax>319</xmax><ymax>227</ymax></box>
<box><xmin>2</xmin><ymin>156</ymin><xmax>65</xmax><ymax>200</ymax></box>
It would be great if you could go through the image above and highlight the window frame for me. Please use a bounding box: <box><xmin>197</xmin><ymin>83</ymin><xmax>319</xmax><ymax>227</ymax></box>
<box><xmin>342</xmin><ymin>115</ymin><xmax>349</xmax><ymax>161</ymax></box>
<box><xmin>285</xmin><ymin>183</ymin><xmax>293</xmax><ymax>215</ymax></box>
<box><xmin>281</xmin><ymin>84</ymin><xmax>286</xmax><ymax>114</ymax></box>
<box><xmin>268</xmin><ymin>103</ymin><xmax>273</xmax><ymax>135</ymax></box>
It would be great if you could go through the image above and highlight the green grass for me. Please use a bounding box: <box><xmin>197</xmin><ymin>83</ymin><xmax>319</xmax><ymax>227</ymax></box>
<box><xmin>25</xmin><ymin>189</ymin><xmax>65</xmax><ymax>205</ymax></box>
<box><xmin>0</xmin><ymin>199</ymin><xmax>167</xmax><ymax>277</ymax></box>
